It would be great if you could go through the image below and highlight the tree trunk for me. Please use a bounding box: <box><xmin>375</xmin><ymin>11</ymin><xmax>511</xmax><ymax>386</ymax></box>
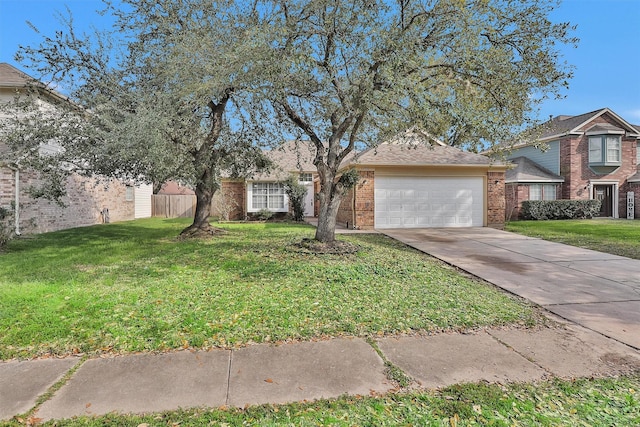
<box><xmin>180</xmin><ymin>169</ymin><xmax>222</xmax><ymax>237</ymax></box>
<box><xmin>314</xmin><ymin>180</ymin><xmax>343</xmax><ymax>243</ymax></box>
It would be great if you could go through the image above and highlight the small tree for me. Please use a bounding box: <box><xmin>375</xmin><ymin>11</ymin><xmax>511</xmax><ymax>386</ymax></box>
<box><xmin>283</xmin><ymin>175</ymin><xmax>308</xmax><ymax>222</ymax></box>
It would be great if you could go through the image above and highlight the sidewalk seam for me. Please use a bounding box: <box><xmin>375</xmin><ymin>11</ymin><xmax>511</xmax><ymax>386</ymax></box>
<box><xmin>485</xmin><ymin>330</ymin><xmax>554</xmax><ymax>377</ymax></box>
<box><xmin>225</xmin><ymin>350</ymin><xmax>232</xmax><ymax>406</ymax></box>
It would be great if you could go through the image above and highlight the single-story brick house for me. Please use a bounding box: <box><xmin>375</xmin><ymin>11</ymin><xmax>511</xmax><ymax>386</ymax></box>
<box><xmin>0</xmin><ymin>62</ymin><xmax>152</xmax><ymax>235</ymax></box>
<box><xmin>215</xmin><ymin>129</ymin><xmax>508</xmax><ymax>229</ymax></box>
<box><xmin>501</xmin><ymin>108</ymin><xmax>640</xmax><ymax>219</ymax></box>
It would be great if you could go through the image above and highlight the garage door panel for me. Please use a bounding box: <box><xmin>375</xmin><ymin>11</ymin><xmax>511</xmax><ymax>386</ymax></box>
<box><xmin>375</xmin><ymin>176</ymin><xmax>483</xmax><ymax>229</ymax></box>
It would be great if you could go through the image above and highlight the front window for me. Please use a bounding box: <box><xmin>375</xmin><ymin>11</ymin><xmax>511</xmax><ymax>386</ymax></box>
<box><xmin>606</xmin><ymin>137</ymin><xmax>620</xmax><ymax>162</ymax></box>
<box><xmin>125</xmin><ymin>186</ymin><xmax>134</xmax><ymax>201</ymax></box>
<box><xmin>589</xmin><ymin>135</ymin><xmax>621</xmax><ymax>165</ymax></box>
<box><xmin>298</xmin><ymin>173</ymin><xmax>313</xmax><ymax>183</ymax></box>
<box><xmin>529</xmin><ymin>184</ymin><xmax>556</xmax><ymax>201</ymax></box>
<box><xmin>251</xmin><ymin>183</ymin><xmax>285</xmax><ymax>210</ymax></box>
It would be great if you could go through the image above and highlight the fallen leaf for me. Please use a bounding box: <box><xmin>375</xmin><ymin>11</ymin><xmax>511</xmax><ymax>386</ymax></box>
<box><xmin>264</xmin><ymin>378</ymin><xmax>274</xmax><ymax>383</ymax></box>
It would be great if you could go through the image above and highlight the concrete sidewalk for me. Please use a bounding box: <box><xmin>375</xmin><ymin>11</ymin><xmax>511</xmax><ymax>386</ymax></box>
<box><xmin>381</xmin><ymin>227</ymin><xmax>640</xmax><ymax>350</ymax></box>
<box><xmin>2</xmin><ymin>321</ymin><xmax>639</xmax><ymax>422</ymax></box>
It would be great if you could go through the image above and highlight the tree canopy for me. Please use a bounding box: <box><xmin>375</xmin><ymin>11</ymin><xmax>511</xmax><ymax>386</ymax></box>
<box><xmin>4</xmin><ymin>0</ymin><xmax>272</xmax><ymax>235</ymax></box>
<box><xmin>3</xmin><ymin>0</ymin><xmax>576</xmax><ymax>242</ymax></box>
<box><xmin>253</xmin><ymin>0</ymin><xmax>576</xmax><ymax>242</ymax></box>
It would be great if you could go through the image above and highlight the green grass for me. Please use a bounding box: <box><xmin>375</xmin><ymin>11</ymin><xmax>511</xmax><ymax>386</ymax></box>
<box><xmin>3</xmin><ymin>376</ymin><xmax>638</xmax><ymax>426</ymax></box>
<box><xmin>506</xmin><ymin>219</ymin><xmax>640</xmax><ymax>259</ymax></box>
<box><xmin>0</xmin><ymin>218</ymin><xmax>538</xmax><ymax>360</ymax></box>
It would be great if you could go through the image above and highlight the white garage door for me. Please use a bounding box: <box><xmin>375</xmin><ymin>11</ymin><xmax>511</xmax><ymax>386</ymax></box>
<box><xmin>375</xmin><ymin>176</ymin><xmax>484</xmax><ymax>228</ymax></box>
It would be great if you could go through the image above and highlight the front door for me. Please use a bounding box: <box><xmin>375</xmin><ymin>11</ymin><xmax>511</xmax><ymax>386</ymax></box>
<box><xmin>303</xmin><ymin>183</ymin><xmax>315</xmax><ymax>217</ymax></box>
<box><xmin>594</xmin><ymin>185</ymin><xmax>613</xmax><ymax>217</ymax></box>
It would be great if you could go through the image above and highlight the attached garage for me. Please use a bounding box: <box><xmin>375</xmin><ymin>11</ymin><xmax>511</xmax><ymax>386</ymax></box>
<box><xmin>336</xmin><ymin>128</ymin><xmax>507</xmax><ymax>230</ymax></box>
<box><xmin>374</xmin><ymin>176</ymin><xmax>484</xmax><ymax>228</ymax></box>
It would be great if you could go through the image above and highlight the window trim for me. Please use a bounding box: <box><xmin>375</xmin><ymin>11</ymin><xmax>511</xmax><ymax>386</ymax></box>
<box><xmin>298</xmin><ymin>173</ymin><xmax>313</xmax><ymax>183</ymax></box>
<box><xmin>125</xmin><ymin>186</ymin><xmax>135</xmax><ymax>202</ymax></box>
<box><xmin>588</xmin><ymin>135</ymin><xmax>621</xmax><ymax>166</ymax></box>
<box><xmin>247</xmin><ymin>182</ymin><xmax>288</xmax><ymax>212</ymax></box>
<box><xmin>528</xmin><ymin>184</ymin><xmax>557</xmax><ymax>201</ymax></box>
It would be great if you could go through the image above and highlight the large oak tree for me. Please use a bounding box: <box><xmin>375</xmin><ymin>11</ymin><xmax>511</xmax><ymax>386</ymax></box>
<box><xmin>4</xmin><ymin>0</ymin><xmax>270</xmax><ymax>236</ymax></box>
<box><xmin>257</xmin><ymin>0</ymin><xmax>576</xmax><ymax>243</ymax></box>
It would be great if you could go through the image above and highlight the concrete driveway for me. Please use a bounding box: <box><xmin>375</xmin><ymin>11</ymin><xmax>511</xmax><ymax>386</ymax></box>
<box><xmin>381</xmin><ymin>227</ymin><xmax>640</xmax><ymax>350</ymax></box>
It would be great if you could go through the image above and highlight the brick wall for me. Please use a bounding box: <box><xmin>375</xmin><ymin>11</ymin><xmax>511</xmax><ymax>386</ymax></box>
<box><xmin>487</xmin><ymin>171</ymin><xmax>505</xmax><ymax>228</ymax></box>
<box><xmin>212</xmin><ymin>181</ymin><xmax>246</xmax><ymax>220</ymax></box>
<box><xmin>336</xmin><ymin>187</ymin><xmax>353</xmax><ymax>226</ymax></box>
<box><xmin>353</xmin><ymin>170</ymin><xmax>375</xmax><ymax>229</ymax></box>
<box><xmin>1</xmin><ymin>167</ymin><xmax>135</xmax><ymax>234</ymax></box>
<box><xmin>623</xmin><ymin>181</ymin><xmax>640</xmax><ymax>219</ymax></box>
<box><xmin>564</xmin><ymin>134</ymin><xmax>637</xmax><ymax>217</ymax></box>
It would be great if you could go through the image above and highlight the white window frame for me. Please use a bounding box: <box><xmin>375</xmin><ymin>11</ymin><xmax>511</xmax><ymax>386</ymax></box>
<box><xmin>529</xmin><ymin>184</ymin><xmax>557</xmax><ymax>201</ymax></box>
<box><xmin>125</xmin><ymin>186</ymin><xmax>135</xmax><ymax>202</ymax></box>
<box><xmin>298</xmin><ymin>173</ymin><xmax>313</xmax><ymax>183</ymax></box>
<box><xmin>588</xmin><ymin>135</ymin><xmax>621</xmax><ymax>166</ymax></box>
<box><xmin>247</xmin><ymin>182</ymin><xmax>288</xmax><ymax>212</ymax></box>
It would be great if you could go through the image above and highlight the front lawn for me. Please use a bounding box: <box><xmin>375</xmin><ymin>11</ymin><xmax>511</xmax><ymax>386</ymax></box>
<box><xmin>506</xmin><ymin>219</ymin><xmax>640</xmax><ymax>259</ymax></box>
<box><xmin>0</xmin><ymin>218</ymin><xmax>538</xmax><ymax>360</ymax></box>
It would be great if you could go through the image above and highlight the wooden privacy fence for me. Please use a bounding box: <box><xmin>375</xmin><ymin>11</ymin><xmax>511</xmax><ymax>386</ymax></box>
<box><xmin>152</xmin><ymin>194</ymin><xmax>197</xmax><ymax>218</ymax></box>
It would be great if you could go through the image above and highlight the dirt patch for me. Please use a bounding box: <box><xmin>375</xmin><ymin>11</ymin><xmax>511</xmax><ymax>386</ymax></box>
<box><xmin>292</xmin><ymin>238</ymin><xmax>360</xmax><ymax>255</ymax></box>
<box><xmin>178</xmin><ymin>225</ymin><xmax>227</xmax><ymax>240</ymax></box>
<box><xmin>600</xmin><ymin>352</ymin><xmax>640</xmax><ymax>374</ymax></box>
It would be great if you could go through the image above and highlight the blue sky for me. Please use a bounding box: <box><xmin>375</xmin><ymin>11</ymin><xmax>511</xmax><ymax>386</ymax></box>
<box><xmin>1</xmin><ymin>0</ymin><xmax>639</xmax><ymax>124</ymax></box>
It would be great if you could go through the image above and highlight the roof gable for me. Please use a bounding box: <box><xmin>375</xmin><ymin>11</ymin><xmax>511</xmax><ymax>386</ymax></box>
<box><xmin>506</xmin><ymin>156</ymin><xmax>564</xmax><ymax>183</ymax></box>
<box><xmin>347</xmin><ymin>128</ymin><xmax>493</xmax><ymax>167</ymax></box>
<box><xmin>250</xmin><ymin>140</ymin><xmax>317</xmax><ymax>181</ymax></box>
<box><xmin>537</xmin><ymin>108</ymin><xmax>640</xmax><ymax>141</ymax></box>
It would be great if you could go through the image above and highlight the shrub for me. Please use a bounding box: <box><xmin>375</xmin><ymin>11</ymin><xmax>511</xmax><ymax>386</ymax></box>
<box><xmin>283</xmin><ymin>176</ymin><xmax>308</xmax><ymax>222</ymax></box>
<box><xmin>0</xmin><ymin>206</ymin><xmax>15</xmax><ymax>249</ymax></box>
<box><xmin>520</xmin><ymin>199</ymin><xmax>602</xmax><ymax>220</ymax></box>
<box><xmin>255</xmin><ymin>208</ymin><xmax>274</xmax><ymax>221</ymax></box>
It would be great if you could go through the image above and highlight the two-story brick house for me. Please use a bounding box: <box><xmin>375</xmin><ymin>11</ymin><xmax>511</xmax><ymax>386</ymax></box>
<box><xmin>503</xmin><ymin>108</ymin><xmax>640</xmax><ymax>220</ymax></box>
<box><xmin>1</xmin><ymin>62</ymin><xmax>153</xmax><ymax>234</ymax></box>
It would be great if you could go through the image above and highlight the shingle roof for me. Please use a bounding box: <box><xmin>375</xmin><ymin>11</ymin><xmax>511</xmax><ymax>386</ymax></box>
<box><xmin>533</xmin><ymin>108</ymin><xmax>640</xmax><ymax>142</ymax></box>
<box><xmin>250</xmin><ymin>140</ymin><xmax>317</xmax><ymax>181</ymax></box>
<box><xmin>346</xmin><ymin>128</ymin><xmax>495</xmax><ymax>167</ymax></box>
<box><xmin>0</xmin><ymin>62</ymin><xmax>40</xmax><ymax>88</ymax></box>
<box><xmin>249</xmin><ymin>128</ymin><xmax>503</xmax><ymax>182</ymax></box>
<box><xmin>506</xmin><ymin>157</ymin><xmax>564</xmax><ymax>184</ymax></box>
<box><xmin>628</xmin><ymin>170</ymin><xmax>640</xmax><ymax>183</ymax></box>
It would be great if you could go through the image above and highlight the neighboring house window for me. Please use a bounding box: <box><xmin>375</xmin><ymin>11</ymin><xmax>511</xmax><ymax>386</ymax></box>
<box><xmin>251</xmin><ymin>183</ymin><xmax>285</xmax><ymax>210</ymax></box>
<box><xmin>125</xmin><ymin>186</ymin><xmax>134</xmax><ymax>201</ymax></box>
<box><xmin>529</xmin><ymin>184</ymin><xmax>556</xmax><ymax>201</ymax></box>
<box><xmin>589</xmin><ymin>135</ymin><xmax>621</xmax><ymax>165</ymax></box>
<box><xmin>298</xmin><ymin>173</ymin><xmax>313</xmax><ymax>183</ymax></box>
<box><xmin>637</xmin><ymin>142</ymin><xmax>640</xmax><ymax>166</ymax></box>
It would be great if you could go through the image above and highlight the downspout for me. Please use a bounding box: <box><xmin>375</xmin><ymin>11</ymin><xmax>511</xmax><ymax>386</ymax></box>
<box><xmin>11</xmin><ymin>166</ymin><xmax>21</xmax><ymax>236</ymax></box>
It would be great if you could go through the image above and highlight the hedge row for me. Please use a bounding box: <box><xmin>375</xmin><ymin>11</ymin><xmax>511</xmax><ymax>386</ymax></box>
<box><xmin>520</xmin><ymin>200</ymin><xmax>602</xmax><ymax>220</ymax></box>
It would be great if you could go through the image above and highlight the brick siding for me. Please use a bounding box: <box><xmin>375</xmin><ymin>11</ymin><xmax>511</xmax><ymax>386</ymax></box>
<box><xmin>1</xmin><ymin>167</ymin><xmax>135</xmax><ymax>234</ymax></box>
<box><xmin>487</xmin><ymin>171</ymin><xmax>506</xmax><ymax>228</ymax></box>
<box><xmin>212</xmin><ymin>181</ymin><xmax>246</xmax><ymax>220</ymax></box>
